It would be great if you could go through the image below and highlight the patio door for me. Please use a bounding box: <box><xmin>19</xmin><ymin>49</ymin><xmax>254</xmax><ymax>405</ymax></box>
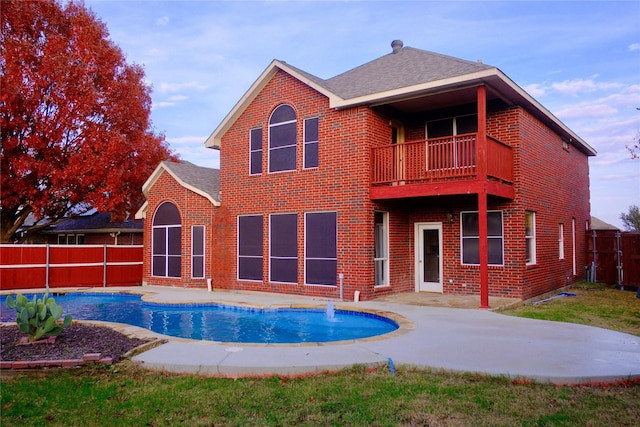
<box><xmin>415</xmin><ymin>222</ymin><xmax>443</xmax><ymax>293</ymax></box>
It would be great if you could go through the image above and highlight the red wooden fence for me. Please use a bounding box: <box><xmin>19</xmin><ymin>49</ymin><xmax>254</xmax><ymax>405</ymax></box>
<box><xmin>585</xmin><ymin>231</ymin><xmax>640</xmax><ymax>288</ymax></box>
<box><xmin>0</xmin><ymin>244</ymin><xmax>143</xmax><ymax>291</ymax></box>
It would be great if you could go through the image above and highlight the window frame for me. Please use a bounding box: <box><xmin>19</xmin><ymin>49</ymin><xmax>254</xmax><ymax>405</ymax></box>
<box><xmin>303</xmin><ymin>117</ymin><xmax>319</xmax><ymax>169</ymax></box>
<box><xmin>460</xmin><ymin>210</ymin><xmax>504</xmax><ymax>266</ymax></box>
<box><xmin>268</xmin><ymin>104</ymin><xmax>297</xmax><ymax>173</ymax></box>
<box><xmin>525</xmin><ymin>211</ymin><xmax>536</xmax><ymax>265</ymax></box>
<box><xmin>558</xmin><ymin>223</ymin><xmax>565</xmax><ymax>260</ymax></box>
<box><xmin>237</xmin><ymin>215</ymin><xmax>263</xmax><ymax>282</ymax></box>
<box><xmin>191</xmin><ymin>225</ymin><xmax>205</xmax><ymax>279</ymax></box>
<box><xmin>151</xmin><ymin>201</ymin><xmax>182</xmax><ymax>278</ymax></box>
<box><xmin>304</xmin><ymin>211</ymin><xmax>337</xmax><ymax>286</ymax></box>
<box><xmin>269</xmin><ymin>213</ymin><xmax>298</xmax><ymax>284</ymax></box>
<box><xmin>374</xmin><ymin>211</ymin><xmax>389</xmax><ymax>288</ymax></box>
<box><xmin>249</xmin><ymin>127</ymin><xmax>262</xmax><ymax>175</ymax></box>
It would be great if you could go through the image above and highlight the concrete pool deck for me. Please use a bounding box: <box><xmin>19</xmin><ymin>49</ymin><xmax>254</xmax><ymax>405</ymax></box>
<box><xmin>4</xmin><ymin>286</ymin><xmax>640</xmax><ymax>384</ymax></box>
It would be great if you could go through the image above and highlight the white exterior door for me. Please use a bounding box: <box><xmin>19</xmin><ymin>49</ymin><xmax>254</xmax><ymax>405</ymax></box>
<box><xmin>415</xmin><ymin>222</ymin><xmax>443</xmax><ymax>293</ymax></box>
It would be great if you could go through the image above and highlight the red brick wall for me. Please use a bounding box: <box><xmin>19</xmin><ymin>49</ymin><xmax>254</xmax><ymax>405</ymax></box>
<box><xmin>216</xmin><ymin>71</ymin><xmax>590</xmax><ymax>301</ymax></box>
<box><xmin>142</xmin><ymin>171</ymin><xmax>227</xmax><ymax>289</ymax></box>
<box><xmin>219</xmin><ymin>70</ymin><xmax>386</xmax><ymax>300</ymax></box>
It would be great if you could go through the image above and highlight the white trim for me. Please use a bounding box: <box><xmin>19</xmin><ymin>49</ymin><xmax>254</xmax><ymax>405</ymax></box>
<box><xmin>374</xmin><ymin>211</ymin><xmax>389</xmax><ymax>288</ymax></box>
<box><xmin>304</xmin><ymin>211</ymin><xmax>338</xmax><ymax>287</ymax></box>
<box><xmin>191</xmin><ymin>225</ymin><xmax>206</xmax><ymax>279</ymax></box>
<box><xmin>460</xmin><ymin>210</ymin><xmax>504</xmax><ymax>266</ymax></box>
<box><xmin>0</xmin><ymin>261</ymin><xmax>142</xmax><ymax>269</ymax></box>
<box><xmin>559</xmin><ymin>223</ymin><xmax>565</xmax><ymax>260</ymax></box>
<box><xmin>415</xmin><ymin>222</ymin><xmax>443</xmax><ymax>293</ymax></box>
<box><xmin>525</xmin><ymin>211</ymin><xmax>536</xmax><ymax>266</ymax></box>
<box><xmin>571</xmin><ymin>218</ymin><xmax>577</xmax><ymax>276</ymax></box>
<box><xmin>140</xmin><ymin>163</ymin><xmax>220</xmax><ymax>207</ymax></box>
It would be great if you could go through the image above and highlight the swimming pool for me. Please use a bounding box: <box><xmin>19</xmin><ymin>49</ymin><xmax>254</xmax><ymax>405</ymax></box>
<box><xmin>0</xmin><ymin>293</ymin><xmax>398</xmax><ymax>344</ymax></box>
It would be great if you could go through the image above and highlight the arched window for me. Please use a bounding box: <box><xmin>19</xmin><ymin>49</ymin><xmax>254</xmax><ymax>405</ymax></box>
<box><xmin>152</xmin><ymin>202</ymin><xmax>181</xmax><ymax>278</ymax></box>
<box><xmin>269</xmin><ymin>104</ymin><xmax>296</xmax><ymax>172</ymax></box>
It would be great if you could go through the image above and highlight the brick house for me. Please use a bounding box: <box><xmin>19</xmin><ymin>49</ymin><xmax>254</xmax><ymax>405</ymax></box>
<box><xmin>143</xmin><ymin>41</ymin><xmax>596</xmax><ymax>304</ymax></box>
<box><xmin>38</xmin><ymin>212</ymin><xmax>143</xmax><ymax>245</ymax></box>
<box><xmin>135</xmin><ymin>160</ymin><xmax>228</xmax><ymax>288</ymax></box>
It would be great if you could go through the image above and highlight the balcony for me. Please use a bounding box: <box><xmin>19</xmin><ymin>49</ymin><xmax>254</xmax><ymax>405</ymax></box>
<box><xmin>370</xmin><ymin>133</ymin><xmax>514</xmax><ymax>200</ymax></box>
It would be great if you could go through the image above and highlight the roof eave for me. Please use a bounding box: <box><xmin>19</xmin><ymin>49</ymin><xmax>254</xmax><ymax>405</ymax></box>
<box><xmin>330</xmin><ymin>68</ymin><xmax>596</xmax><ymax>157</ymax></box>
<box><xmin>141</xmin><ymin>163</ymin><xmax>221</xmax><ymax>207</ymax></box>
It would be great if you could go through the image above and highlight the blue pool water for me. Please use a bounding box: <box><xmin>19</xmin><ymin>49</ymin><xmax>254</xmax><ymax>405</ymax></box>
<box><xmin>0</xmin><ymin>293</ymin><xmax>398</xmax><ymax>344</ymax></box>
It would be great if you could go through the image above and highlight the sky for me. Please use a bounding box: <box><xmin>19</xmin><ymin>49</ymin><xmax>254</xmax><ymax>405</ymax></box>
<box><xmin>83</xmin><ymin>0</ymin><xmax>640</xmax><ymax>229</ymax></box>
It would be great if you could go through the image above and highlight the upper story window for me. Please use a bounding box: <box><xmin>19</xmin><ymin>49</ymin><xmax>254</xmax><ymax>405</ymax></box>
<box><xmin>269</xmin><ymin>104</ymin><xmax>297</xmax><ymax>173</ymax></box>
<box><xmin>426</xmin><ymin>114</ymin><xmax>477</xmax><ymax>138</ymax></box>
<box><xmin>304</xmin><ymin>117</ymin><xmax>319</xmax><ymax>169</ymax></box>
<box><xmin>249</xmin><ymin>128</ymin><xmax>262</xmax><ymax>175</ymax></box>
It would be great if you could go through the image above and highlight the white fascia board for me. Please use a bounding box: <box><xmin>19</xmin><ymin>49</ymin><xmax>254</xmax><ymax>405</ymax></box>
<box><xmin>205</xmin><ymin>60</ymin><xmax>341</xmax><ymax>149</ymax></box>
<box><xmin>134</xmin><ymin>201</ymin><xmax>148</xmax><ymax>220</ymax></box>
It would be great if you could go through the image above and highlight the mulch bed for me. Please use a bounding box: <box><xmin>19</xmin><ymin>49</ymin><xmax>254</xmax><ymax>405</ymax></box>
<box><xmin>1</xmin><ymin>324</ymin><xmax>150</xmax><ymax>364</ymax></box>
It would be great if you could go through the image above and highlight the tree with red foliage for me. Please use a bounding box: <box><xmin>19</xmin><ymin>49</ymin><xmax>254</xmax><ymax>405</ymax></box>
<box><xmin>1</xmin><ymin>0</ymin><xmax>173</xmax><ymax>243</ymax></box>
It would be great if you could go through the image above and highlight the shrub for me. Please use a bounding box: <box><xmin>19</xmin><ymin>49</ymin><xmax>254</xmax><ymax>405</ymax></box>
<box><xmin>5</xmin><ymin>292</ymin><xmax>72</xmax><ymax>342</ymax></box>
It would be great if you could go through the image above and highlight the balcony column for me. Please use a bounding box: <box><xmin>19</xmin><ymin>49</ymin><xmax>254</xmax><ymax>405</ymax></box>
<box><xmin>477</xmin><ymin>85</ymin><xmax>490</xmax><ymax>309</ymax></box>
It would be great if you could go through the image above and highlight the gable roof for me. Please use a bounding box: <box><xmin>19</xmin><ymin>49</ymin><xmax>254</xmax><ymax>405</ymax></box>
<box><xmin>43</xmin><ymin>212</ymin><xmax>142</xmax><ymax>234</ymax></box>
<box><xmin>205</xmin><ymin>41</ymin><xmax>595</xmax><ymax>156</ymax></box>
<box><xmin>590</xmin><ymin>216</ymin><xmax>620</xmax><ymax>231</ymax></box>
<box><xmin>135</xmin><ymin>160</ymin><xmax>221</xmax><ymax>219</ymax></box>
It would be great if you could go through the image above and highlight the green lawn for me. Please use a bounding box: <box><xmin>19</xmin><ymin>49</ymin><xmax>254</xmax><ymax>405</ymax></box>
<box><xmin>1</xmin><ymin>283</ymin><xmax>639</xmax><ymax>426</ymax></box>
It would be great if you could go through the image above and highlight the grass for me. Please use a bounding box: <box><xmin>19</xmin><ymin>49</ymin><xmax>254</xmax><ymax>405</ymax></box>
<box><xmin>500</xmin><ymin>282</ymin><xmax>640</xmax><ymax>337</ymax></box>
<box><xmin>1</xmin><ymin>282</ymin><xmax>639</xmax><ymax>426</ymax></box>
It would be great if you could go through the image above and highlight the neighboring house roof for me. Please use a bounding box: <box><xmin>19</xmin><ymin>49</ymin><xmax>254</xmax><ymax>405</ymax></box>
<box><xmin>135</xmin><ymin>160</ymin><xmax>221</xmax><ymax>219</ymax></box>
<box><xmin>43</xmin><ymin>212</ymin><xmax>142</xmax><ymax>234</ymax></box>
<box><xmin>205</xmin><ymin>40</ymin><xmax>596</xmax><ymax>157</ymax></box>
<box><xmin>590</xmin><ymin>216</ymin><xmax>620</xmax><ymax>230</ymax></box>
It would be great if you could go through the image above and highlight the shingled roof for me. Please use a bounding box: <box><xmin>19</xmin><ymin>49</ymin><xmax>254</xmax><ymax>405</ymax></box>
<box><xmin>160</xmin><ymin>160</ymin><xmax>221</xmax><ymax>203</ymax></box>
<box><xmin>135</xmin><ymin>160</ymin><xmax>221</xmax><ymax>219</ymax></box>
<box><xmin>44</xmin><ymin>212</ymin><xmax>142</xmax><ymax>233</ymax></box>
<box><xmin>324</xmin><ymin>46</ymin><xmax>493</xmax><ymax>100</ymax></box>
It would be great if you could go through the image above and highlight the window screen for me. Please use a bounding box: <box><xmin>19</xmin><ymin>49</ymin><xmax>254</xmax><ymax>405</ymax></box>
<box><xmin>461</xmin><ymin>211</ymin><xmax>503</xmax><ymax>265</ymax></box>
<box><xmin>250</xmin><ymin>128</ymin><xmax>262</xmax><ymax>175</ymax></box>
<box><xmin>192</xmin><ymin>226</ymin><xmax>205</xmax><ymax>278</ymax></box>
<box><xmin>152</xmin><ymin>202</ymin><xmax>182</xmax><ymax>278</ymax></box>
<box><xmin>269</xmin><ymin>105</ymin><xmax>297</xmax><ymax>173</ymax></box>
<box><xmin>238</xmin><ymin>215</ymin><xmax>263</xmax><ymax>281</ymax></box>
<box><xmin>270</xmin><ymin>213</ymin><xmax>298</xmax><ymax>283</ymax></box>
<box><xmin>304</xmin><ymin>117</ymin><xmax>318</xmax><ymax>169</ymax></box>
<box><xmin>305</xmin><ymin>212</ymin><xmax>337</xmax><ymax>286</ymax></box>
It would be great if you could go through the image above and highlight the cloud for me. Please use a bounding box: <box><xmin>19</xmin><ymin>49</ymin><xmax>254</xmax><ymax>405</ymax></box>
<box><xmin>523</xmin><ymin>83</ymin><xmax>545</xmax><ymax>97</ymax></box>
<box><xmin>156</xmin><ymin>16</ymin><xmax>170</xmax><ymax>26</ymax></box>
<box><xmin>551</xmin><ymin>78</ymin><xmax>622</xmax><ymax>96</ymax></box>
<box><xmin>157</xmin><ymin>81</ymin><xmax>207</xmax><ymax>94</ymax></box>
<box><xmin>555</xmin><ymin>103</ymin><xmax>617</xmax><ymax>120</ymax></box>
<box><xmin>629</xmin><ymin>43</ymin><xmax>640</xmax><ymax>52</ymax></box>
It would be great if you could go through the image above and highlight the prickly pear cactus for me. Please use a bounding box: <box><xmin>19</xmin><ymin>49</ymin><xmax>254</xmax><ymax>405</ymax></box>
<box><xmin>6</xmin><ymin>292</ymin><xmax>72</xmax><ymax>342</ymax></box>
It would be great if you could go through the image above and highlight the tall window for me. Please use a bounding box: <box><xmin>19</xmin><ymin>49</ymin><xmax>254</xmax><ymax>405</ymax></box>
<box><xmin>461</xmin><ymin>211</ymin><xmax>503</xmax><ymax>265</ymax></box>
<box><xmin>249</xmin><ymin>128</ymin><xmax>262</xmax><ymax>175</ymax></box>
<box><xmin>238</xmin><ymin>215</ymin><xmax>263</xmax><ymax>281</ymax></box>
<box><xmin>571</xmin><ymin>218</ymin><xmax>577</xmax><ymax>275</ymax></box>
<box><xmin>305</xmin><ymin>212</ymin><xmax>337</xmax><ymax>286</ymax></box>
<box><xmin>374</xmin><ymin>211</ymin><xmax>389</xmax><ymax>287</ymax></box>
<box><xmin>304</xmin><ymin>117</ymin><xmax>319</xmax><ymax>169</ymax></box>
<box><xmin>558</xmin><ymin>223</ymin><xmax>565</xmax><ymax>260</ymax></box>
<box><xmin>269</xmin><ymin>105</ymin><xmax>296</xmax><ymax>173</ymax></box>
<box><xmin>192</xmin><ymin>226</ymin><xmax>205</xmax><ymax>278</ymax></box>
<box><xmin>152</xmin><ymin>202</ymin><xmax>181</xmax><ymax>278</ymax></box>
<box><xmin>270</xmin><ymin>213</ymin><xmax>298</xmax><ymax>283</ymax></box>
<box><xmin>525</xmin><ymin>211</ymin><xmax>536</xmax><ymax>265</ymax></box>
